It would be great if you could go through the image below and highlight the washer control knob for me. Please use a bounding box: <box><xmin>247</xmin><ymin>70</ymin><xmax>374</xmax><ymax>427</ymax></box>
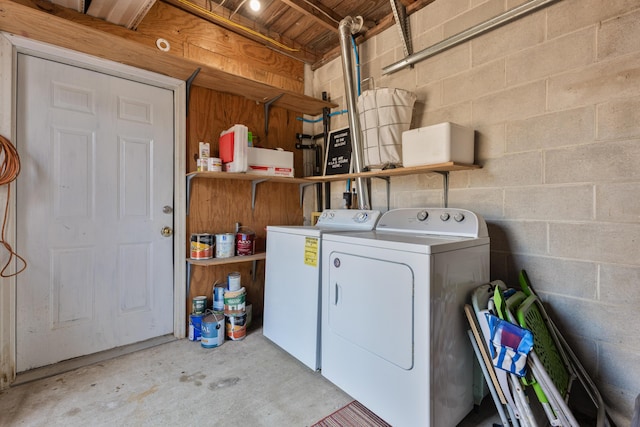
<box><xmin>454</xmin><ymin>212</ymin><xmax>465</xmax><ymax>222</ymax></box>
<box><xmin>329</xmin><ymin>211</ymin><xmax>335</xmax><ymax>218</ymax></box>
<box><xmin>417</xmin><ymin>210</ymin><xmax>429</xmax><ymax>221</ymax></box>
<box><xmin>354</xmin><ymin>212</ymin><xmax>368</xmax><ymax>223</ymax></box>
<box><xmin>440</xmin><ymin>213</ymin><xmax>450</xmax><ymax>221</ymax></box>
<box><xmin>320</xmin><ymin>212</ymin><xmax>327</xmax><ymax>219</ymax></box>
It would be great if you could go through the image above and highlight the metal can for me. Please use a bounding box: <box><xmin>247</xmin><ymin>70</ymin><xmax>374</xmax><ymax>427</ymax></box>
<box><xmin>192</xmin><ymin>296</ymin><xmax>207</xmax><ymax>314</ymax></box>
<box><xmin>213</xmin><ymin>284</ymin><xmax>225</xmax><ymax>312</ymax></box>
<box><xmin>236</xmin><ymin>228</ymin><xmax>255</xmax><ymax>256</ymax></box>
<box><xmin>215</xmin><ymin>233</ymin><xmax>235</xmax><ymax>258</ymax></box>
<box><xmin>227</xmin><ymin>272</ymin><xmax>241</xmax><ymax>291</ymax></box>
<box><xmin>191</xmin><ymin>233</ymin><xmax>214</xmax><ymax>259</ymax></box>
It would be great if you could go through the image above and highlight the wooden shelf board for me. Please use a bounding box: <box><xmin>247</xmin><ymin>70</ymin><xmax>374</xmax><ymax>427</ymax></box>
<box><xmin>187</xmin><ymin>171</ymin><xmax>310</xmax><ymax>184</ymax></box>
<box><xmin>187</xmin><ymin>252</ymin><xmax>266</xmax><ymax>266</ymax></box>
<box><xmin>305</xmin><ymin>162</ymin><xmax>481</xmax><ymax>182</ymax></box>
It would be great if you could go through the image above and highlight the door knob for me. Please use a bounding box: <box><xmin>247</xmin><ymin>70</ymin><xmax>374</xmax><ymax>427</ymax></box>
<box><xmin>161</xmin><ymin>226</ymin><xmax>173</xmax><ymax>237</ymax></box>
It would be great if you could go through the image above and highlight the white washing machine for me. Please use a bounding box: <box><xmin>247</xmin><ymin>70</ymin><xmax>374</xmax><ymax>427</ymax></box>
<box><xmin>321</xmin><ymin>207</ymin><xmax>490</xmax><ymax>427</ymax></box>
<box><xmin>263</xmin><ymin>209</ymin><xmax>381</xmax><ymax>371</ymax></box>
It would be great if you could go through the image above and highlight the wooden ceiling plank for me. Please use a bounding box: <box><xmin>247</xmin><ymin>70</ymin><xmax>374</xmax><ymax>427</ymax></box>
<box><xmin>0</xmin><ymin>0</ymin><xmax>335</xmax><ymax>115</ymax></box>
<box><xmin>86</xmin><ymin>0</ymin><xmax>157</xmax><ymax>29</ymax></box>
<box><xmin>278</xmin><ymin>0</ymin><xmax>342</xmax><ymax>32</ymax></box>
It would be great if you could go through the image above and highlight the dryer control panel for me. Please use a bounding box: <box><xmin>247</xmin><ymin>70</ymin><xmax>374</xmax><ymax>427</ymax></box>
<box><xmin>375</xmin><ymin>207</ymin><xmax>488</xmax><ymax>238</ymax></box>
<box><xmin>316</xmin><ymin>209</ymin><xmax>381</xmax><ymax>231</ymax></box>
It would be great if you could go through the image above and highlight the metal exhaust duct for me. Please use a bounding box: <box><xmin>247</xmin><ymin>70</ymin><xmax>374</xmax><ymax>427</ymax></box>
<box><xmin>382</xmin><ymin>0</ymin><xmax>561</xmax><ymax>75</ymax></box>
<box><xmin>338</xmin><ymin>16</ymin><xmax>371</xmax><ymax>210</ymax></box>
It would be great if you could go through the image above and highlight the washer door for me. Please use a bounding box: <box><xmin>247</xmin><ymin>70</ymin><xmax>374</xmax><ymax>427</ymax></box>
<box><xmin>327</xmin><ymin>252</ymin><xmax>414</xmax><ymax>369</ymax></box>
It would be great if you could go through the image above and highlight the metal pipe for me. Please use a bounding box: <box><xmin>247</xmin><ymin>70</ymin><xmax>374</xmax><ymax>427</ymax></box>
<box><xmin>382</xmin><ymin>0</ymin><xmax>560</xmax><ymax>75</ymax></box>
<box><xmin>338</xmin><ymin>16</ymin><xmax>371</xmax><ymax>209</ymax></box>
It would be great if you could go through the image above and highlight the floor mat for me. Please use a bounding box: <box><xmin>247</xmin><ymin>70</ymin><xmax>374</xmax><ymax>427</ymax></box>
<box><xmin>312</xmin><ymin>400</ymin><xmax>391</xmax><ymax>427</ymax></box>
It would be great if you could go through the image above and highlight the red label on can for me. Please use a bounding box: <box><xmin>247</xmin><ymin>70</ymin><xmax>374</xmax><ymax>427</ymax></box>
<box><xmin>236</xmin><ymin>232</ymin><xmax>255</xmax><ymax>256</ymax></box>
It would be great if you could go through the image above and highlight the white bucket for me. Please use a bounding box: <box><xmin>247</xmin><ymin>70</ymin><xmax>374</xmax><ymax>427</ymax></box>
<box><xmin>357</xmin><ymin>88</ymin><xmax>416</xmax><ymax>169</ymax></box>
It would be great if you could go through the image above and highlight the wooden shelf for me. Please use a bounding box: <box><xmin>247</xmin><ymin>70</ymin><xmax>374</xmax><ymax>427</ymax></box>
<box><xmin>304</xmin><ymin>162</ymin><xmax>481</xmax><ymax>182</ymax></box>
<box><xmin>187</xmin><ymin>171</ymin><xmax>310</xmax><ymax>184</ymax></box>
<box><xmin>186</xmin><ymin>171</ymin><xmax>314</xmax><ymax>212</ymax></box>
<box><xmin>187</xmin><ymin>252</ymin><xmax>266</xmax><ymax>266</ymax></box>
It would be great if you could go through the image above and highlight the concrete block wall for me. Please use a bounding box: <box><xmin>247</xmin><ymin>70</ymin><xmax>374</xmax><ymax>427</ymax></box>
<box><xmin>309</xmin><ymin>0</ymin><xmax>640</xmax><ymax>423</ymax></box>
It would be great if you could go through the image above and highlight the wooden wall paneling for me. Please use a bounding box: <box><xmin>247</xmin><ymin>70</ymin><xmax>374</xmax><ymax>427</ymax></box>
<box><xmin>187</xmin><ymin>86</ymin><xmax>304</xmax><ymax>174</ymax></box>
<box><xmin>186</xmin><ymin>86</ymin><xmax>304</xmax><ymax>321</ymax></box>
<box><xmin>137</xmin><ymin>1</ymin><xmax>304</xmax><ymax>94</ymax></box>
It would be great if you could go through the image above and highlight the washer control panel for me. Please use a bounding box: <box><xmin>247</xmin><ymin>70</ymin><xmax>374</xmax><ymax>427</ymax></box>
<box><xmin>316</xmin><ymin>209</ymin><xmax>381</xmax><ymax>231</ymax></box>
<box><xmin>377</xmin><ymin>208</ymin><xmax>487</xmax><ymax>238</ymax></box>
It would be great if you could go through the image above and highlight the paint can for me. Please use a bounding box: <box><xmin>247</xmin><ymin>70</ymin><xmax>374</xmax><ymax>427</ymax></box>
<box><xmin>213</xmin><ymin>283</ymin><xmax>225</xmax><ymax>312</ymax></box>
<box><xmin>236</xmin><ymin>228</ymin><xmax>256</xmax><ymax>256</ymax></box>
<box><xmin>225</xmin><ymin>313</ymin><xmax>247</xmax><ymax>341</ymax></box>
<box><xmin>189</xmin><ymin>313</ymin><xmax>204</xmax><ymax>341</ymax></box>
<box><xmin>192</xmin><ymin>295</ymin><xmax>207</xmax><ymax>314</ymax></box>
<box><xmin>224</xmin><ymin>287</ymin><xmax>246</xmax><ymax>316</ymax></box>
<box><xmin>191</xmin><ymin>233</ymin><xmax>214</xmax><ymax>259</ymax></box>
<box><xmin>201</xmin><ymin>311</ymin><xmax>225</xmax><ymax>348</ymax></box>
<box><xmin>227</xmin><ymin>272</ymin><xmax>241</xmax><ymax>291</ymax></box>
<box><xmin>215</xmin><ymin>233</ymin><xmax>235</xmax><ymax>258</ymax></box>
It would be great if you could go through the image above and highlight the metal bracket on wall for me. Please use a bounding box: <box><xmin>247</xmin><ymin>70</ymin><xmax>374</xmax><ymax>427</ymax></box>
<box><xmin>264</xmin><ymin>94</ymin><xmax>284</xmax><ymax>135</ymax></box>
<box><xmin>390</xmin><ymin>0</ymin><xmax>412</xmax><ymax>59</ymax></box>
<box><xmin>374</xmin><ymin>176</ymin><xmax>391</xmax><ymax>211</ymax></box>
<box><xmin>435</xmin><ymin>171</ymin><xmax>450</xmax><ymax>208</ymax></box>
<box><xmin>185</xmin><ymin>68</ymin><xmax>201</xmax><ymax>116</ymax></box>
<box><xmin>299</xmin><ymin>182</ymin><xmax>315</xmax><ymax>209</ymax></box>
<box><xmin>251</xmin><ymin>179</ymin><xmax>269</xmax><ymax>210</ymax></box>
<box><xmin>186</xmin><ymin>174</ymin><xmax>195</xmax><ymax>215</ymax></box>
<box><xmin>186</xmin><ymin>261</ymin><xmax>192</xmax><ymax>302</ymax></box>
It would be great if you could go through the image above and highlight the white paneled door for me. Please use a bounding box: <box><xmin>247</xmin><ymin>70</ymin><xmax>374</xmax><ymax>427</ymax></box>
<box><xmin>16</xmin><ymin>54</ymin><xmax>175</xmax><ymax>371</ymax></box>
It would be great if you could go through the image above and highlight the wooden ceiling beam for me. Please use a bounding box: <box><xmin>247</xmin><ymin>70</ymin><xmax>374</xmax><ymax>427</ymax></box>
<box><xmin>161</xmin><ymin>0</ymin><xmax>320</xmax><ymax>63</ymax></box>
<box><xmin>312</xmin><ymin>0</ymin><xmax>436</xmax><ymax>70</ymax></box>
<box><xmin>278</xmin><ymin>0</ymin><xmax>342</xmax><ymax>32</ymax></box>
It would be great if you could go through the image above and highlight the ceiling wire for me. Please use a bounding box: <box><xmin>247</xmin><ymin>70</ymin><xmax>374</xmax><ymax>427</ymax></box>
<box><xmin>174</xmin><ymin>0</ymin><xmax>299</xmax><ymax>51</ymax></box>
<box><xmin>230</xmin><ymin>0</ymin><xmax>247</xmax><ymax>18</ymax></box>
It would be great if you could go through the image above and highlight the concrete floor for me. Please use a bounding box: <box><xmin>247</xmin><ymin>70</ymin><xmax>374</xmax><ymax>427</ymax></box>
<box><xmin>0</xmin><ymin>326</ymin><xmax>500</xmax><ymax>426</ymax></box>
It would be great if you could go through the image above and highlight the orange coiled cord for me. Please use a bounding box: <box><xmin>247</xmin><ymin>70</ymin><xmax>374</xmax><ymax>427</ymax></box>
<box><xmin>0</xmin><ymin>134</ymin><xmax>26</xmax><ymax>277</ymax></box>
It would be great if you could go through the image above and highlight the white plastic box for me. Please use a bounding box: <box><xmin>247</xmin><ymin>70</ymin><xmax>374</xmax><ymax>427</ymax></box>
<box><xmin>401</xmin><ymin>122</ymin><xmax>474</xmax><ymax>167</ymax></box>
<box><xmin>246</xmin><ymin>147</ymin><xmax>294</xmax><ymax>177</ymax></box>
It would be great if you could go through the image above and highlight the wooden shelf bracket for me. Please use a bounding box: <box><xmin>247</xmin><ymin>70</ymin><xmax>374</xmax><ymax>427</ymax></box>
<box><xmin>373</xmin><ymin>176</ymin><xmax>391</xmax><ymax>211</ymax></box>
<box><xmin>435</xmin><ymin>171</ymin><xmax>450</xmax><ymax>208</ymax></box>
<box><xmin>185</xmin><ymin>67</ymin><xmax>201</xmax><ymax>116</ymax></box>
<box><xmin>251</xmin><ymin>178</ymin><xmax>269</xmax><ymax>210</ymax></box>
<box><xmin>186</xmin><ymin>173</ymin><xmax>195</xmax><ymax>215</ymax></box>
<box><xmin>264</xmin><ymin>94</ymin><xmax>284</xmax><ymax>135</ymax></box>
<box><xmin>299</xmin><ymin>182</ymin><xmax>316</xmax><ymax>209</ymax></box>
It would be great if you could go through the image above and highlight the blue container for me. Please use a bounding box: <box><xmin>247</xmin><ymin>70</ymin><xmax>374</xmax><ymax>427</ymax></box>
<box><xmin>189</xmin><ymin>314</ymin><xmax>203</xmax><ymax>341</ymax></box>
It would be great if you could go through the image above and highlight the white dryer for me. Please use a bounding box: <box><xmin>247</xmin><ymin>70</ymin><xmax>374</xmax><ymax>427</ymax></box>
<box><xmin>321</xmin><ymin>207</ymin><xmax>490</xmax><ymax>427</ymax></box>
<box><xmin>263</xmin><ymin>209</ymin><xmax>380</xmax><ymax>371</ymax></box>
